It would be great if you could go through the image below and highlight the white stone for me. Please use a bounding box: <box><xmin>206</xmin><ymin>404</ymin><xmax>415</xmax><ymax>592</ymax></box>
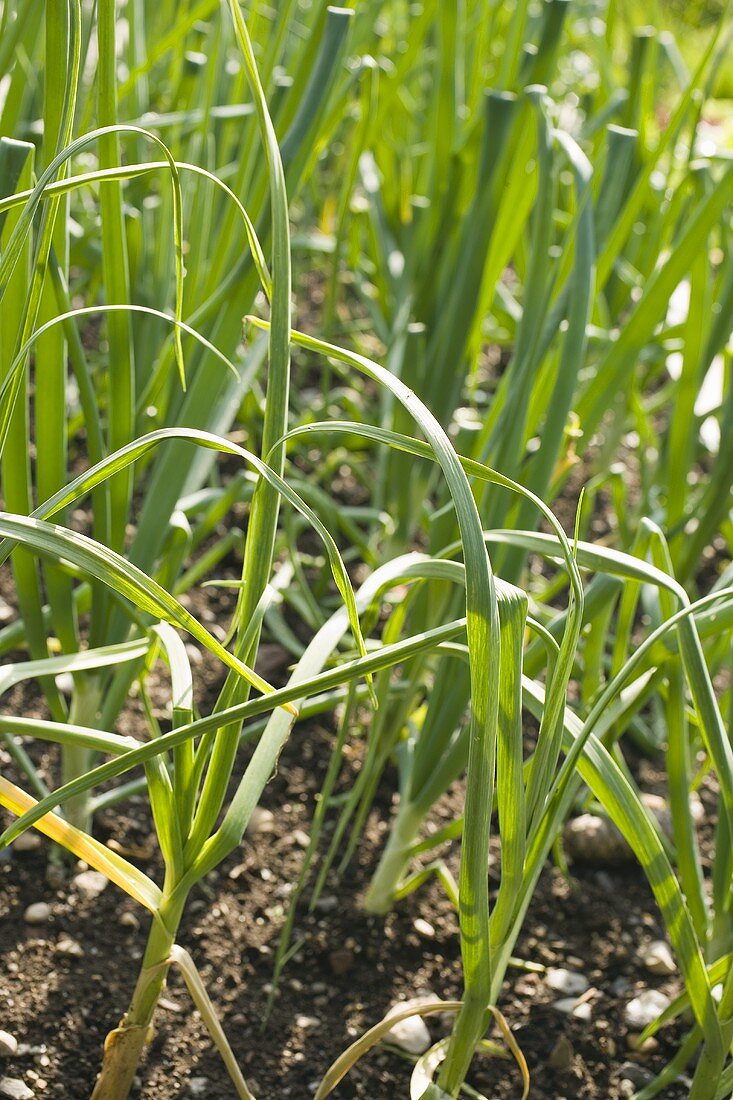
<box><xmin>72</xmin><ymin>870</ymin><xmax>108</xmax><ymax>900</ymax></box>
<box><xmin>413</xmin><ymin>919</ymin><xmax>435</xmax><ymax>939</ymax></box>
<box><xmin>23</xmin><ymin>903</ymin><xmax>50</xmax><ymax>925</ymax></box>
<box><xmin>0</xmin><ymin>1079</ymin><xmax>34</xmax><ymax>1100</ymax></box>
<box><xmin>313</xmin><ymin>896</ymin><xmax>338</xmax><ymax>912</ymax></box>
<box><xmin>55</xmin><ymin>673</ymin><xmax>74</xmax><ymax>696</ymax></box>
<box><xmin>384</xmin><ymin>1001</ymin><xmax>432</xmax><ymax>1054</ymax></box>
<box><xmin>546</xmin><ymin>968</ymin><xmax>589</xmax><ymax>997</ymax></box>
<box><xmin>552</xmin><ymin>997</ymin><xmax>591</xmax><ymax>1020</ymax></box>
<box><xmin>565</xmin><ymin>794</ymin><xmax>704</xmax><ymax>865</ymax></box>
<box><xmin>246</xmin><ymin>807</ymin><xmax>275</xmax><ymax>835</ymax></box>
<box><xmin>0</xmin><ymin>1032</ymin><xmax>18</xmax><ymax>1057</ymax></box>
<box><xmin>295</xmin><ymin>1016</ymin><xmax>320</xmax><ymax>1030</ymax></box>
<box><xmin>553</xmin><ymin>997</ymin><xmax>579</xmax><ymax>1014</ymax></box>
<box><xmin>624</xmin><ymin>989</ymin><xmax>671</xmax><ymax>1030</ymax></box>
<box><xmin>188</xmin><ymin>1079</ymin><xmax>209</xmax><ymax>1097</ymax></box>
<box><xmin>56</xmin><ymin>936</ymin><xmax>84</xmax><ymax>958</ymax></box>
<box><xmin>640</xmin><ymin>940</ymin><xmax>675</xmax><ymax>977</ymax></box>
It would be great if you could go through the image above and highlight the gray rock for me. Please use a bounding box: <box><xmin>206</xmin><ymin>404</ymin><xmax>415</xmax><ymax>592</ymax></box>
<box><xmin>546</xmin><ymin>968</ymin><xmax>589</xmax><ymax>997</ymax></box>
<box><xmin>246</xmin><ymin>807</ymin><xmax>275</xmax><ymax>835</ymax></box>
<box><xmin>23</xmin><ymin>903</ymin><xmax>50</xmax><ymax>925</ymax></box>
<box><xmin>624</xmin><ymin>989</ymin><xmax>671</xmax><ymax>1030</ymax></box>
<box><xmin>0</xmin><ymin>1079</ymin><xmax>34</xmax><ymax>1100</ymax></box>
<box><xmin>619</xmin><ymin>1061</ymin><xmax>654</xmax><ymax>1087</ymax></box>
<box><xmin>565</xmin><ymin>794</ymin><xmax>704</xmax><ymax>865</ymax></box>
<box><xmin>313</xmin><ymin>896</ymin><xmax>338</xmax><ymax>912</ymax></box>
<box><xmin>0</xmin><ymin>1032</ymin><xmax>18</xmax><ymax>1057</ymax></box>
<box><xmin>639</xmin><ymin>940</ymin><xmax>675</xmax><ymax>977</ymax></box>
<box><xmin>548</xmin><ymin>1035</ymin><xmax>574</xmax><ymax>1072</ymax></box>
<box><xmin>295</xmin><ymin>1016</ymin><xmax>319</xmax><ymax>1030</ymax></box>
<box><xmin>56</xmin><ymin>936</ymin><xmax>84</xmax><ymax>958</ymax></box>
<box><xmin>553</xmin><ymin>997</ymin><xmax>592</xmax><ymax>1020</ymax></box>
<box><xmin>384</xmin><ymin>1000</ymin><xmax>432</xmax><ymax>1054</ymax></box>
<box><xmin>55</xmin><ymin>673</ymin><xmax>74</xmax><ymax>696</ymax></box>
<box><xmin>72</xmin><ymin>870</ymin><xmax>108</xmax><ymax>901</ymax></box>
<box><xmin>188</xmin><ymin>1079</ymin><xmax>209</xmax><ymax>1097</ymax></box>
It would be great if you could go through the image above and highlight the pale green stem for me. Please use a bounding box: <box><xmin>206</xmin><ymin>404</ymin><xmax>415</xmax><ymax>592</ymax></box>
<box><xmin>364</xmin><ymin>801</ymin><xmax>423</xmax><ymax>915</ymax></box>
<box><xmin>90</xmin><ymin>890</ymin><xmax>185</xmax><ymax>1100</ymax></box>
<box><xmin>62</xmin><ymin>674</ymin><xmax>102</xmax><ymax>834</ymax></box>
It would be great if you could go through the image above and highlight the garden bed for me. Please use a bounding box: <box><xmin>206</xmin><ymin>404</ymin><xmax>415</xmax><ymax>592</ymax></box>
<box><xmin>0</xmin><ymin>707</ymin><xmax>696</xmax><ymax>1099</ymax></box>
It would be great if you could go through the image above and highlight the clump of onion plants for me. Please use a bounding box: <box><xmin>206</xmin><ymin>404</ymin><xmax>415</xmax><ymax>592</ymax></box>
<box><xmin>2</xmin><ymin>2</ymin><xmax>733</xmax><ymax>1099</ymax></box>
<box><xmin>0</xmin><ymin>3</ymin><xmax>513</xmax><ymax>1096</ymax></box>
<box><xmin>0</xmin><ymin>0</ymin><xmax>359</xmax><ymax>834</ymax></box>
<box><xmin>0</xmin><ymin>4</ymin><xmax>374</xmax><ymax>1096</ymax></box>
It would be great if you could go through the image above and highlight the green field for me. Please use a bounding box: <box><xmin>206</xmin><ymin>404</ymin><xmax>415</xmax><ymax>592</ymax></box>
<box><xmin>0</xmin><ymin>2</ymin><xmax>732</xmax><ymax>1097</ymax></box>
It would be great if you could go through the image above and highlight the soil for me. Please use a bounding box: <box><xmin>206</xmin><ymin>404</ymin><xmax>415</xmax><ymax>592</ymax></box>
<box><xmin>0</xmin><ymin>683</ymin><xmax>696</xmax><ymax>1099</ymax></box>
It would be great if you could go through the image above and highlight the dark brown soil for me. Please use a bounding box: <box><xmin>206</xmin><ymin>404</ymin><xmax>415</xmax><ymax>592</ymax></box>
<box><xmin>0</xmin><ymin>702</ymin><xmax>695</xmax><ymax>1100</ymax></box>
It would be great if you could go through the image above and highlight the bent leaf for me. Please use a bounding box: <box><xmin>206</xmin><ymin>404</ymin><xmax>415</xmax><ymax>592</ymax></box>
<box><xmin>0</xmin><ymin>775</ymin><xmax>161</xmax><ymax>912</ymax></box>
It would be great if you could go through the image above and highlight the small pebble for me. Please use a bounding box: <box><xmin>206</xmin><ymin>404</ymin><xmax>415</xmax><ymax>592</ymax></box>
<box><xmin>71</xmin><ymin>870</ymin><xmax>108</xmax><ymax>901</ymax></box>
<box><xmin>0</xmin><ymin>1032</ymin><xmax>18</xmax><ymax>1057</ymax></box>
<box><xmin>624</xmin><ymin>989</ymin><xmax>671</xmax><ymax>1030</ymax></box>
<box><xmin>56</xmin><ymin>936</ymin><xmax>83</xmax><ymax>958</ymax></box>
<box><xmin>548</xmin><ymin>1035</ymin><xmax>574</xmax><ymax>1072</ymax></box>
<box><xmin>295</xmin><ymin>1016</ymin><xmax>319</xmax><ymax>1030</ymax></box>
<box><xmin>12</xmin><ymin>833</ymin><xmax>41</xmax><ymax>854</ymax></box>
<box><xmin>188</xmin><ymin>1079</ymin><xmax>209</xmax><ymax>1097</ymax></box>
<box><xmin>328</xmin><ymin>949</ymin><xmax>354</xmax><ymax>976</ymax></box>
<box><xmin>639</xmin><ymin>940</ymin><xmax>675</xmax><ymax>977</ymax></box>
<box><xmin>313</xmin><ymin>896</ymin><xmax>338</xmax><ymax>913</ymax></box>
<box><xmin>0</xmin><ymin>1080</ymin><xmax>34</xmax><ymax>1100</ymax></box>
<box><xmin>413</xmin><ymin>918</ymin><xmax>435</xmax><ymax>939</ymax></box>
<box><xmin>23</xmin><ymin>903</ymin><xmax>50</xmax><ymax>926</ymax></box>
<box><xmin>383</xmin><ymin>1001</ymin><xmax>432</xmax><ymax>1055</ymax></box>
<box><xmin>246</xmin><ymin>807</ymin><xmax>275</xmax><ymax>835</ymax></box>
<box><xmin>619</xmin><ymin>1061</ymin><xmax>654</xmax><ymax>1087</ymax></box>
<box><xmin>546</xmin><ymin>968</ymin><xmax>589</xmax><ymax>997</ymax></box>
<box><xmin>119</xmin><ymin>912</ymin><xmax>139</xmax><ymax>931</ymax></box>
<box><xmin>553</xmin><ymin>997</ymin><xmax>591</xmax><ymax>1020</ymax></box>
<box><xmin>566</xmin><ymin>793</ymin><xmax>703</xmax><ymax>865</ymax></box>
<box><xmin>55</xmin><ymin>673</ymin><xmax>74</xmax><ymax>696</ymax></box>
<box><xmin>627</xmin><ymin>1033</ymin><xmax>659</xmax><ymax>1054</ymax></box>
<box><xmin>292</xmin><ymin>830</ymin><xmax>310</xmax><ymax>849</ymax></box>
